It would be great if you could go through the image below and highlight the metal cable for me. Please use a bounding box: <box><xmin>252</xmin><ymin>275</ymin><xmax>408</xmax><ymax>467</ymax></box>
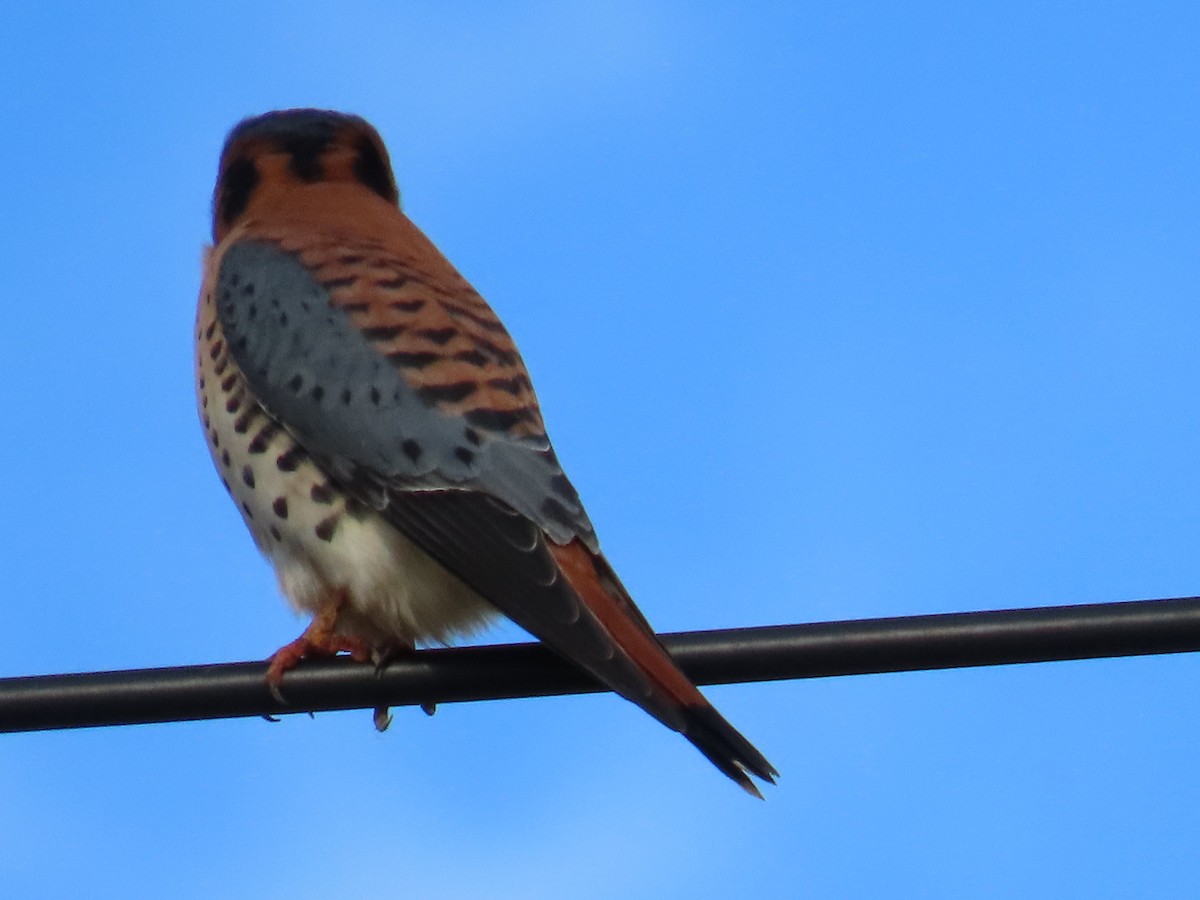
<box><xmin>2</xmin><ymin>595</ymin><xmax>1198</xmax><ymax>733</ymax></box>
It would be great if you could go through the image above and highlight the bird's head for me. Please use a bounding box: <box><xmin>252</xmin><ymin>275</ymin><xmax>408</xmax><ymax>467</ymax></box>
<box><xmin>211</xmin><ymin>109</ymin><xmax>399</xmax><ymax>243</ymax></box>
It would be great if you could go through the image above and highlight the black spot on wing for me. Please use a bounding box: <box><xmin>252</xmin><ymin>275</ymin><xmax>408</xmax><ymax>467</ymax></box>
<box><xmin>417</xmin><ymin>381</ymin><xmax>478</xmax><ymax>405</ymax></box>
<box><xmin>388</xmin><ymin>351</ymin><xmax>439</xmax><ymax>369</ymax></box>
<box><xmin>416</xmin><ymin>327</ymin><xmax>456</xmax><ymax>345</ymax></box>
<box><xmin>388</xmin><ymin>298</ymin><xmax>424</xmax><ymax>312</ymax></box>
<box><xmin>487</xmin><ymin>375</ymin><xmax>532</xmax><ymax>396</ymax></box>
<box><xmin>453</xmin><ymin>349</ymin><xmax>489</xmax><ymax>367</ymax></box>
<box><xmin>463</xmin><ymin>407</ymin><xmax>536</xmax><ymax>432</ymax></box>
<box><xmin>361</xmin><ymin>324</ymin><xmax>405</xmax><ymax>342</ymax></box>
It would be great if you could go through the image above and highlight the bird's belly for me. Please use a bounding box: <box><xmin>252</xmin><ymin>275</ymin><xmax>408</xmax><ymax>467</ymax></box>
<box><xmin>195</xmin><ymin>300</ymin><xmax>497</xmax><ymax>647</ymax></box>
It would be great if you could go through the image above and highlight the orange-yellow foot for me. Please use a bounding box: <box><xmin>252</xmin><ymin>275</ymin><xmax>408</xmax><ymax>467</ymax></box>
<box><xmin>266</xmin><ymin>628</ymin><xmax>371</xmax><ymax>703</ymax></box>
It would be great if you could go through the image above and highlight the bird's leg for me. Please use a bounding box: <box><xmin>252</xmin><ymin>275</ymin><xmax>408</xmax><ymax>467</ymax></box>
<box><xmin>266</xmin><ymin>587</ymin><xmax>371</xmax><ymax>702</ymax></box>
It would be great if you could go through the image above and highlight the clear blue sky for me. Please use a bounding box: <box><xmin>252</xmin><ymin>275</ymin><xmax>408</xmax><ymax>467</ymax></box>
<box><xmin>1</xmin><ymin>2</ymin><xmax>1198</xmax><ymax>897</ymax></box>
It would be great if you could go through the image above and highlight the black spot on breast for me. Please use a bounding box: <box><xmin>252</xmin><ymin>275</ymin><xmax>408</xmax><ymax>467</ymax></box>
<box><xmin>315</xmin><ymin>515</ymin><xmax>340</xmax><ymax>542</ymax></box>
<box><xmin>370</xmin><ymin>386</ymin><xmax>382</xmax><ymax>405</ymax></box>
<box><xmin>311</xmin><ymin>385</ymin><xmax>325</xmax><ymax>403</ymax></box>
<box><xmin>401</xmin><ymin>439</ymin><xmax>422</xmax><ymax>463</ymax></box>
<box><xmin>233</xmin><ymin>407</ymin><xmax>258</xmax><ymax>434</ymax></box>
<box><xmin>417</xmin><ymin>381</ymin><xmax>478</xmax><ymax>405</ymax></box>
<box><xmin>310</xmin><ymin>483</ymin><xmax>335</xmax><ymax>505</ymax></box>
<box><xmin>341</xmin><ymin>389</ymin><xmax>353</xmax><ymax>405</ymax></box>
<box><xmin>220</xmin><ymin>449</ymin><xmax>231</xmax><ymax>468</ymax></box>
<box><xmin>241</xmin><ymin>501</ymin><xmax>255</xmax><ymax>521</ymax></box>
<box><xmin>217</xmin><ymin>157</ymin><xmax>259</xmax><ymax>234</ymax></box>
<box><xmin>287</xmin><ymin>374</ymin><xmax>304</xmax><ymax>393</ymax></box>
<box><xmin>464</xmin><ymin>427</ymin><xmax>482</xmax><ymax>446</ymax></box>
<box><xmin>454</xmin><ymin>447</ymin><xmax>475</xmax><ymax>465</ymax></box>
<box><xmin>253</xmin><ymin>421</ymin><xmax>281</xmax><ymax>453</ymax></box>
<box><xmin>270</xmin><ymin>525</ymin><xmax>282</xmax><ymax>542</ymax></box>
<box><xmin>272</xmin><ymin>497</ymin><xmax>289</xmax><ymax>519</ymax></box>
<box><xmin>242</xmin><ymin>466</ymin><xmax>255</xmax><ymax>488</ymax></box>
<box><xmin>276</xmin><ymin>446</ymin><xmax>304</xmax><ymax>472</ymax></box>
<box><xmin>353</xmin><ymin>134</ymin><xmax>398</xmax><ymax>203</ymax></box>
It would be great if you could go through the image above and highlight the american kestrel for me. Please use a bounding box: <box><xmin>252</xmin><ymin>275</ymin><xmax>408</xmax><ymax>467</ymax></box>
<box><xmin>195</xmin><ymin>109</ymin><xmax>776</xmax><ymax>795</ymax></box>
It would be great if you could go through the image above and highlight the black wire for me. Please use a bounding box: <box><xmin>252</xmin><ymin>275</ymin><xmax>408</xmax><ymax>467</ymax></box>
<box><xmin>2</xmin><ymin>596</ymin><xmax>1199</xmax><ymax>734</ymax></box>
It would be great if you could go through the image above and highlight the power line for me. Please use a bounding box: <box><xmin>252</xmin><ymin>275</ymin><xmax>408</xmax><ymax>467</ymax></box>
<box><xmin>2</xmin><ymin>595</ymin><xmax>1199</xmax><ymax>734</ymax></box>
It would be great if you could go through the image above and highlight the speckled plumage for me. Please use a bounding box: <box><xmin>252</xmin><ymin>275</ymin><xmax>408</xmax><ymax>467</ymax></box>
<box><xmin>195</xmin><ymin>109</ymin><xmax>776</xmax><ymax>794</ymax></box>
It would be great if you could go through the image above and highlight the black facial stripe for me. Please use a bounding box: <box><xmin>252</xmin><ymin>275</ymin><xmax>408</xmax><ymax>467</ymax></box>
<box><xmin>353</xmin><ymin>134</ymin><xmax>398</xmax><ymax>203</ymax></box>
<box><xmin>217</xmin><ymin>157</ymin><xmax>260</xmax><ymax>234</ymax></box>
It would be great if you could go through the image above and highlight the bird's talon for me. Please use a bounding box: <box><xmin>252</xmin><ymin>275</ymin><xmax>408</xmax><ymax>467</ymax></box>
<box><xmin>373</xmin><ymin>706</ymin><xmax>392</xmax><ymax>731</ymax></box>
<box><xmin>420</xmin><ymin>701</ymin><xmax>437</xmax><ymax>717</ymax></box>
<box><xmin>267</xmin><ymin>678</ymin><xmax>288</xmax><ymax>706</ymax></box>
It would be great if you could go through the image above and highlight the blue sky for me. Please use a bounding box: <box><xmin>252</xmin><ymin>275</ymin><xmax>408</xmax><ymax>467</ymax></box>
<box><xmin>1</xmin><ymin>2</ymin><xmax>1198</xmax><ymax>896</ymax></box>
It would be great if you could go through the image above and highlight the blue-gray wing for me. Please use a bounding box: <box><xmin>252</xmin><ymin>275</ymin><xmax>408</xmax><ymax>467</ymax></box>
<box><xmin>213</xmin><ymin>238</ymin><xmax>597</xmax><ymax>549</ymax></box>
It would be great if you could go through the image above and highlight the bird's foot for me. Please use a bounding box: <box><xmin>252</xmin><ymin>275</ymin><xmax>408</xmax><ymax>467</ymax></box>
<box><xmin>265</xmin><ymin>609</ymin><xmax>371</xmax><ymax>704</ymax></box>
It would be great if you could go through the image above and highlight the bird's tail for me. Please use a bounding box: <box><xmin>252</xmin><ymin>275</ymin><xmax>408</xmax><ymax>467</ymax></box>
<box><xmin>548</xmin><ymin>540</ymin><xmax>777</xmax><ymax>796</ymax></box>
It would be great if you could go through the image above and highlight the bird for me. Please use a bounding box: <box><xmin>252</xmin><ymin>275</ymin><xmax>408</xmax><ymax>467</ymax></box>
<box><xmin>194</xmin><ymin>108</ymin><xmax>776</xmax><ymax>795</ymax></box>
